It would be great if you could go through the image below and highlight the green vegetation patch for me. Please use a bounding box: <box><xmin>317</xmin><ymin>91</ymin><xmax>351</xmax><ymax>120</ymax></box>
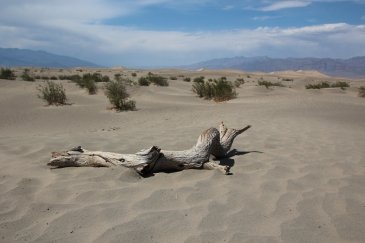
<box><xmin>138</xmin><ymin>73</ymin><xmax>169</xmax><ymax>86</ymax></box>
<box><xmin>37</xmin><ymin>81</ymin><xmax>68</xmax><ymax>105</ymax></box>
<box><xmin>0</xmin><ymin>68</ymin><xmax>16</xmax><ymax>80</ymax></box>
<box><xmin>258</xmin><ymin>80</ymin><xmax>285</xmax><ymax>89</ymax></box>
<box><xmin>192</xmin><ymin>77</ymin><xmax>236</xmax><ymax>102</ymax></box>
<box><xmin>305</xmin><ymin>81</ymin><xmax>349</xmax><ymax>90</ymax></box>
<box><xmin>104</xmin><ymin>80</ymin><xmax>136</xmax><ymax>111</ymax></box>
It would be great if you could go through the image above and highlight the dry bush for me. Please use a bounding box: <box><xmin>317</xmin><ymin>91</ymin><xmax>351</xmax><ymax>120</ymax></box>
<box><xmin>192</xmin><ymin>77</ymin><xmax>236</xmax><ymax>102</ymax></box>
<box><xmin>104</xmin><ymin>80</ymin><xmax>136</xmax><ymax>111</ymax></box>
<box><xmin>0</xmin><ymin>68</ymin><xmax>16</xmax><ymax>80</ymax></box>
<box><xmin>37</xmin><ymin>81</ymin><xmax>68</xmax><ymax>105</ymax></box>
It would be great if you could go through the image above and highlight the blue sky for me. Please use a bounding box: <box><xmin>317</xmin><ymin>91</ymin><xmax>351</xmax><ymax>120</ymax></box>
<box><xmin>1</xmin><ymin>0</ymin><xmax>365</xmax><ymax>66</ymax></box>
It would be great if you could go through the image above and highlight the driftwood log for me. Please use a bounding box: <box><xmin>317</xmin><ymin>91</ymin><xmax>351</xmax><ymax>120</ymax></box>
<box><xmin>48</xmin><ymin>122</ymin><xmax>251</xmax><ymax>175</ymax></box>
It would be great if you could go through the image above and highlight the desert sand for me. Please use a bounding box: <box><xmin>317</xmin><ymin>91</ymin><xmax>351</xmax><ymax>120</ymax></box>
<box><xmin>0</xmin><ymin>68</ymin><xmax>365</xmax><ymax>242</ymax></box>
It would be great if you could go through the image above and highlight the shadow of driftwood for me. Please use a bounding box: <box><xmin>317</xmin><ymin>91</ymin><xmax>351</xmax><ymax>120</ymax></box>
<box><xmin>215</xmin><ymin>149</ymin><xmax>264</xmax><ymax>175</ymax></box>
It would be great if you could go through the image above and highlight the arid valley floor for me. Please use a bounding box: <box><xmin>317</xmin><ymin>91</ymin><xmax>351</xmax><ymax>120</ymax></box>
<box><xmin>1</xmin><ymin>67</ymin><xmax>365</xmax><ymax>242</ymax></box>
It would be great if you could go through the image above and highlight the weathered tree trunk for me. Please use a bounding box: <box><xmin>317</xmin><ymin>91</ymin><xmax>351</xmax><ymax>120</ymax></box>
<box><xmin>48</xmin><ymin>122</ymin><xmax>251</xmax><ymax>175</ymax></box>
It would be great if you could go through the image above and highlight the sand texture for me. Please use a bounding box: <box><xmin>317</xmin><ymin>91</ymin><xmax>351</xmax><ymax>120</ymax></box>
<box><xmin>1</xmin><ymin>68</ymin><xmax>365</xmax><ymax>242</ymax></box>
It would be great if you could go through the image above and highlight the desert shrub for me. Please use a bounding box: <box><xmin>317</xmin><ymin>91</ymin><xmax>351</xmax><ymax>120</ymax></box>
<box><xmin>84</xmin><ymin>79</ymin><xmax>97</xmax><ymax>94</ymax></box>
<box><xmin>138</xmin><ymin>74</ymin><xmax>169</xmax><ymax>86</ymax></box>
<box><xmin>183</xmin><ymin>77</ymin><xmax>191</xmax><ymax>82</ymax></box>
<box><xmin>192</xmin><ymin>81</ymin><xmax>208</xmax><ymax>98</ymax></box>
<box><xmin>21</xmin><ymin>70</ymin><xmax>35</xmax><ymax>81</ymax></box>
<box><xmin>193</xmin><ymin>76</ymin><xmax>205</xmax><ymax>83</ymax></box>
<box><xmin>213</xmin><ymin>78</ymin><xmax>237</xmax><ymax>101</ymax></box>
<box><xmin>258</xmin><ymin>80</ymin><xmax>285</xmax><ymax>89</ymax></box>
<box><xmin>84</xmin><ymin>73</ymin><xmax>100</xmax><ymax>82</ymax></box>
<box><xmin>148</xmin><ymin>74</ymin><xmax>169</xmax><ymax>86</ymax></box>
<box><xmin>69</xmin><ymin>74</ymin><xmax>82</xmax><ymax>82</ymax></box>
<box><xmin>41</xmin><ymin>76</ymin><xmax>50</xmax><ymax>80</ymax></box>
<box><xmin>101</xmin><ymin>75</ymin><xmax>110</xmax><ymax>82</ymax></box>
<box><xmin>305</xmin><ymin>82</ymin><xmax>330</xmax><ymax>89</ymax></box>
<box><xmin>0</xmin><ymin>68</ymin><xmax>16</xmax><ymax>80</ymax></box>
<box><xmin>114</xmin><ymin>73</ymin><xmax>122</xmax><ymax>81</ymax></box>
<box><xmin>192</xmin><ymin>78</ymin><xmax>236</xmax><ymax>102</ymax></box>
<box><xmin>170</xmin><ymin>76</ymin><xmax>177</xmax><ymax>80</ymax></box>
<box><xmin>331</xmin><ymin>81</ymin><xmax>350</xmax><ymax>90</ymax></box>
<box><xmin>235</xmin><ymin>78</ymin><xmax>245</xmax><ymax>87</ymax></box>
<box><xmin>104</xmin><ymin>80</ymin><xmax>136</xmax><ymax>111</ymax></box>
<box><xmin>305</xmin><ymin>81</ymin><xmax>349</xmax><ymax>90</ymax></box>
<box><xmin>82</xmin><ymin>73</ymin><xmax>109</xmax><ymax>83</ymax></box>
<box><xmin>358</xmin><ymin>86</ymin><xmax>365</xmax><ymax>97</ymax></box>
<box><xmin>138</xmin><ymin>77</ymin><xmax>150</xmax><ymax>86</ymax></box>
<box><xmin>282</xmin><ymin>78</ymin><xmax>294</xmax><ymax>81</ymax></box>
<box><xmin>72</xmin><ymin>73</ymin><xmax>100</xmax><ymax>94</ymax></box>
<box><xmin>34</xmin><ymin>75</ymin><xmax>41</xmax><ymax>79</ymax></box>
<box><xmin>37</xmin><ymin>81</ymin><xmax>67</xmax><ymax>105</ymax></box>
<box><xmin>131</xmin><ymin>72</ymin><xmax>137</xmax><ymax>77</ymax></box>
<box><xmin>50</xmin><ymin>76</ymin><xmax>58</xmax><ymax>80</ymax></box>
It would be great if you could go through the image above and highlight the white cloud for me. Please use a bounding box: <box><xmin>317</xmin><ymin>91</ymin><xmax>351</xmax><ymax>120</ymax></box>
<box><xmin>2</xmin><ymin>20</ymin><xmax>364</xmax><ymax>66</ymax></box>
<box><xmin>261</xmin><ymin>1</ymin><xmax>311</xmax><ymax>11</ymax></box>
<box><xmin>222</xmin><ymin>5</ymin><xmax>234</xmax><ymax>10</ymax></box>
<box><xmin>1</xmin><ymin>0</ymin><xmax>365</xmax><ymax>66</ymax></box>
<box><xmin>252</xmin><ymin>15</ymin><xmax>281</xmax><ymax>21</ymax></box>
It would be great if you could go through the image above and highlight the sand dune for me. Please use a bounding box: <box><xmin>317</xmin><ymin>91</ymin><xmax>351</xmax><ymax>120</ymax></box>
<box><xmin>0</xmin><ymin>69</ymin><xmax>365</xmax><ymax>242</ymax></box>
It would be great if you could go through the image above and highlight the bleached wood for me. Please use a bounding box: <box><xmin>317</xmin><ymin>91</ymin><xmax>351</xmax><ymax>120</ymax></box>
<box><xmin>48</xmin><ymin>122</ymin><xmax>251</xmax><ymax>175</ymax></box>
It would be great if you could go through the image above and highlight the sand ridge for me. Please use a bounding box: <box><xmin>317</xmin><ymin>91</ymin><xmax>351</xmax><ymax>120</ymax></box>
<box><xmin>0</xmin><ymin>68</ymin><xmax>365</xmax><ymax>242</ymax></box>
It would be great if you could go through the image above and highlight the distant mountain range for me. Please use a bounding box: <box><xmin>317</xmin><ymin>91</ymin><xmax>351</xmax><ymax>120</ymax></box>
<box><xmin>187</xmin><ymin>56</ymin><xmax>365</xmax><ymax>78</ymax></box>
<box><xmin>0</xmin><ymin>48</ymin><xmax>100</xmax><ymax>68</ymax></box>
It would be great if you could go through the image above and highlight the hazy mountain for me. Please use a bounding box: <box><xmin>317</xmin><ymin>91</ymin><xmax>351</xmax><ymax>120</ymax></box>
<box><xmin>187</xmin><ymin>56</ymin><xmax>365</xmax><ymax>77</ymax></box>
<box><xmin>0</xmin><ymin>48</ymin><xmax>100</xmax><ymax>68</ymax></box>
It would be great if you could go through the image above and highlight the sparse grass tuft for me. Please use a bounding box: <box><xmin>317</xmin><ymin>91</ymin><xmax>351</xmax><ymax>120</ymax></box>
<box><xmin>0</xmin><ymin>68</ymin><xmax>16</xmax><ymax>80</ymax></box>
<box><xmin>104</xmin><ymin>80</ymin><xmax>136</xmax><ymax>111</ymax></box>
<box><xmin>37</xmin><ymin>81</ymin><xmax>68</xmax><ymax>105</ymax></box>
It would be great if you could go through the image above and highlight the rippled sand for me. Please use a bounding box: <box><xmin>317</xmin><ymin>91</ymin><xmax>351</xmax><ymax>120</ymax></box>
<box><xmin>1</xmin><ymin>70</ymin><xmax>365</xmax><ymax>242</ymax></box>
